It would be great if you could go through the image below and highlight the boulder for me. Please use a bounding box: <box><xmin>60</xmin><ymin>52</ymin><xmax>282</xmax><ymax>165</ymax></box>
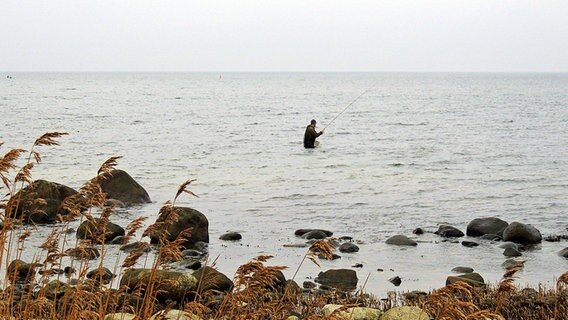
<box><xmin>5</xmin><ymin>179</ymin><xmax>79</xmax><ymax>223</ymax></box>
<box><xmin>446</xmin><ymin>272</ymin><xmax>485</xmax><ymax>287</ymax></box>
<box><xmin>502</xmin><ymin>222</ymin><xmax>542</xmax><ymax>244</ymax></box>
<box><xmin>76</xmin><ymin>218</ymin><xmax>125</xmax><ymax>243</ymax></box>
<box><xmin>42</xmin><ymin>280</ymin><xmax>70</xmax><ymax>299</ymax></box>
<box><xmin>381</xmin><ymin>306</ymin><xmax>430</xmax><ymax>320</ymax></box>
<box><xmin>385</xmin><ymin>235</ymin><xmax>417</xmax><ymax>246</ymax></box>
<box><xmin>148</xmin><ymin>206</ymin><xmax>209</xmax><ymax>248</ymax></box>
<box><xmin>559</xmin><ymin>247</ymin><xmax>568</xmax><ymax>258</ymax></box>
<box><xmin>466</xmin><ymin>217</ymin><xmax>509</xmax><ymax>237</ymax></box>
<box><xmin>321</xmin><ymin>304</ymin><xmax>382</xmax><ymax>319</ymax></box>
<box><xmin>7</xmin><ymin>259</ymin><xmax>37</xmax><ymax>283</ymax></box>
<box><xmin>315</xmin><ymin>269</ymin><xmax>358</xmax><ymax>291</ymax></box>
<box><xmin>96</xmin><ymin>169</ymin><xmax>151</xmax><ymax>204</ymax></box>
<box><xmin>65</xmin><ymin>247</ymin><xmax>100</xmax><ymax>260</ymax></box>
<box><xmin>435</xmin><ymin>225</ymin><xmax>464</xmax><ymax>238</ymax></box>
<box><xmin>86</xmin><ymin>267</ymin><xmax>115</xmax><ymax>284</ymax></box>
<box><xmin>191</xmin><ymin>266</ymin><xmax>233</xmax><ymax>294</ymax></box>
<box><xmin>120</xmin><ymin>268</ymin><xmax>198</xmax><ymax>303</ymax></box>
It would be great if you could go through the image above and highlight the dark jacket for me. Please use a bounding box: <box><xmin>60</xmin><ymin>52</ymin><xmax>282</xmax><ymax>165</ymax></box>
<box><xmin>303</xmin><ymin>124</ymin><xmax>323</xmax><ymax>148</ymax></box>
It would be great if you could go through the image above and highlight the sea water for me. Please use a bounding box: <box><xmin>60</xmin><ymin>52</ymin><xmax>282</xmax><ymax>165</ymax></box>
<box><xmin>1</xmin><ymin>72</ymin><xmax>567</xmax><ymax>296</ymax></box>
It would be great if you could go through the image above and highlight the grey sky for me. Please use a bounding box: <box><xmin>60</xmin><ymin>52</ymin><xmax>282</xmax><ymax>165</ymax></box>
<box><xmin>1</xmin><ymin>1</ymin><xmax>567</xmax><ymax>72</ymax></box>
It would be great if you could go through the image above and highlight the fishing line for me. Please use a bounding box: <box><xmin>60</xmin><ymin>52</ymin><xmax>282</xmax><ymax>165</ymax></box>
<box><xmin>322</xmin><ymin>86</ymin><xmax>374</xmax><ymax>130</ymax></box>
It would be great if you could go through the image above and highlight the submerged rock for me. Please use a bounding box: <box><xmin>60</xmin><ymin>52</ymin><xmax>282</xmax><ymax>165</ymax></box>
<box><xmin>385</xmin><ymin>235</ymin><xmax>417</xmax><ymax>246</ymax></box>
<box><xmin>219</xmin><ymin>232</ymin><xmax>242</xmax><ymax>241</ymax></box>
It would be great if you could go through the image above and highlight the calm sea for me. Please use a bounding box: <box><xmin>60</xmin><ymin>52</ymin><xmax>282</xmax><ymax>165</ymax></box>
<box><xmin>1</xmin><ymin>72</ymin><xmax>567</xmax><ymax>296</ymax></box>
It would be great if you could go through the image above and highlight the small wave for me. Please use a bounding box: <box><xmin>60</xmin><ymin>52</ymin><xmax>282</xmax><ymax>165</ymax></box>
<box><xmin>386</xmin><ymin>122</ymin><xmax>429</xmax><ymax>126</ymax></box>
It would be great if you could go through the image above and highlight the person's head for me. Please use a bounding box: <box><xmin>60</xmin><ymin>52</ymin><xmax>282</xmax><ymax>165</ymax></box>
<box><xmin>310</xmin><ymin>119</ymin><xmax>317</xmax><ymax>125</ymax></box>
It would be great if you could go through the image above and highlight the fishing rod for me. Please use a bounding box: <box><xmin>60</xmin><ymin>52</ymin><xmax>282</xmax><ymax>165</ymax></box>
<box><xmin>322</xmin><ymin>86</ymin><xmax>374</xmax><ymax>130</ymax></box>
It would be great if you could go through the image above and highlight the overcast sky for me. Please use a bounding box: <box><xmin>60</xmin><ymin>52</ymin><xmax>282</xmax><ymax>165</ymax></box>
<box><xmin>1</xmin><ymin>1</ymin><xmax>567</xmax><ymax>72</ymax></box>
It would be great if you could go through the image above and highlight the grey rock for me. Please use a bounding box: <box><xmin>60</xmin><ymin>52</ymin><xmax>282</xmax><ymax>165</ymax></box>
<box><xmin>467</xmin><ymin>217</ymin><xmax>509</xmax><ymax>237</ymax></box>
<box><xmin>385</xmin><ymin>235</ymin><xmax>417</xmax><ymax>246</ymax></box>
<box><xmin>502</xmin><ymin>222</ymin><xmax>542</xmax><ymax>244</ymax></box>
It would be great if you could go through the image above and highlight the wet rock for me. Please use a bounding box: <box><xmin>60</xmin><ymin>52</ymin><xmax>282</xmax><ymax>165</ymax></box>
<box><xmin>352</xmin><ymin>263</ymin><xmax>363</xmax><ymax>268</ymax></box>
<box><xmin>7</xmin><ymin>259</ymin><xmax>37</xmax><ymax>283</ymax></box>
<box><xmin>147</xmin><ymin>206</ymin><xmax>209</xmax><ymax>248</ymax></box>
<box><xmin>381</xmin><ymin>306</ymin><xmax>430</xmax><ymax>320</ymax></box>
<box><xmin>315</xmin><ymin>269</ymin><xmax>358</xmax><ymax>291</ymax></box>
<box><xmin>461</xmin><ymin>241</ymin><xmax>479</xmax><ymax>247</ymax></box>
<box><xmin>182</xmin><ymin>249</ymin><xmax>206</xmax><ymax>258</ymax></box>
<box><xmin>321</xmin><ymin>304</ymin><xmax>382</xmax><ymax>319</ymax></box>
<box><xmin>42</xmin><ymin>280</ymin><xmax>70</xmax><ymax>299</ymax></box>
<box><xmin>87</xmin><ymin>267</ymin><xmax>115</xmax><ymax>284</ymax></box>
<box><xmin>339</xmin><ymin>242</ymin><xmax>359</xmax><ymax>253</ymax></box>
<box><xmin>65</xmin><ymin>247</ymin><xmax>100</xmax><ymax>260</ymax></box>
<box><xmin>466</xmin><ymin>217</ymin><xmax>509</xmax><ymax>237</ymax></box>
<box><xmin>295</xmin><ymin>229</ymin><xmax>333</xmax><ymax>237</ymax></box>
<box><xmin>389</xmin><ymin>276</ymin><xmax>402</xmax><ymax>286</ymax></box>
<box><xmin>184</xmin><ymin>260</ymin><xmax>202</xmax><ymax>270</ymax></box>
<box><xmin>435</xmin><ymin>225</ymin><xmax>464</xmax><ymax>238</ymax></box>
<box><xmin>559</xmin><ymin>247</ymin><xmax>568</xmax><ymax>258</ymax></box>
<box><xmin>120</xmin><ymin>268</ymin><xmax>198</xmax><ymax>303</ymax></box>
<box><xmin>192</xmin><ymin>266</ymin><xmax>233</xmax><ymax>294</ymax></box>
<box><xmin>502</xmin><ymin>221</ymin><xmax>542</xmax><ymax>244</ymax></box>
<box><xmin>96</xmin><ymin>169</ymin><xmax>151</xmax><ymax>204</ymax></box>
<box><xmin>120</xmin><ymin>241</ymin><xmax>151</xmax><ymax>253</ymax></box>
<box><xmin>385</xmin><ymin>235</ymin><xmax>417</xmax><ymax>246</ymax></box>
<box><xmin>5</xmin><ymin>179</ymin><xmax>80</xmax><ymax>224</ymax></box>
<box><xmin>302</xmin><ymin>230</ymin><xmax>328</xmax><ymax>240</ymax></box>
<box><xmin>219</xmin><ymin>232</ymin><xmax>242</xmax><ymax>241</ymax></box>
<box><xmin>451</xmin><ymin>266</ymin><xmax>474</xmax><ymax>273</ymax></box>
<box><xmin>413</xmin><ymin>227</ymin><xmax>425</xmax><ymax>235</ymax></box>
<box><xmin>502</xmin><ymin>259</ymin><xmax>524</xmax><ymax>269</ymax></box>
<box><xmin>446</xmin><ymin>272</ymin><xmax>485</xmax><ymax>287</ymax></box>
<box><xmin>503</xmin><ymin>247</ymin><xmax>522</xmax><ymax>257</ymax></box>
<box><xmin>76</xmin><ymin>218</ymin><xmax>125</xmax><ymax>243</ymax></box>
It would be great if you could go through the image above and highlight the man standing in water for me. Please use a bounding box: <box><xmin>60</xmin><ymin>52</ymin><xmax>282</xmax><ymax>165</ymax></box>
<box><xmin>304</xmin><ymin>119</ymin><xmax>324</xmax><ymax>148</ymax></box>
